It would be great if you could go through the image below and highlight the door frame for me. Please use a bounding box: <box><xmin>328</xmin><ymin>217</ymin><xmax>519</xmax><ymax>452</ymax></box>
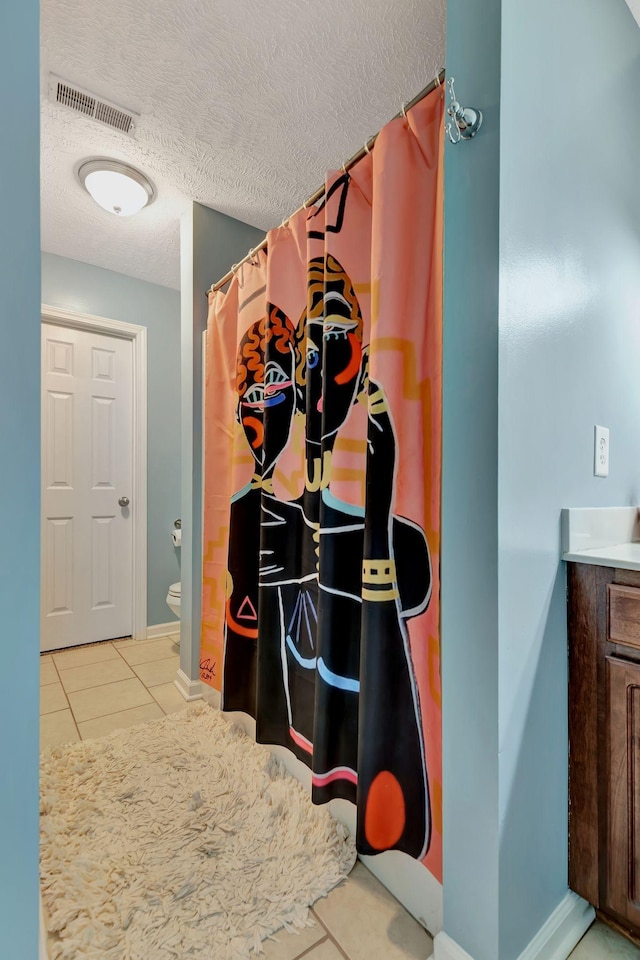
<box><xmin>41</xmin><ymin>305</ymin><xmax>148</xmax><ymax>642</ymax></box>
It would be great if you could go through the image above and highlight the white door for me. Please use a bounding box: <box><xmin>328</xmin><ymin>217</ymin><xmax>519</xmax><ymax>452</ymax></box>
<box><xmin>41</xmin><ymin>322</ymin><xmax>134</xmax><ymax>651</ymax></box>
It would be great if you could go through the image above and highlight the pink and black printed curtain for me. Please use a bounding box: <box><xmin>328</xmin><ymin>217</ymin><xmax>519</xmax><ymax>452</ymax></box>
<box><xmin>201</xmin><ymin>86</ymin><xmax>444</xmax><ymax>879</ymax></box>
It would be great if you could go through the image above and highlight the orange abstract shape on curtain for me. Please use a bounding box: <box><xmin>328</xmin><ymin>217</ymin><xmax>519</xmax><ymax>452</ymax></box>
<box><xmin>364</xmin><ymin>770</ymin><xmax>407</xmax><ymax>850</ymax></box>
<box><xmin>201</xmin><ymin>87</ymin><xmax>444</xmax><ymax>881</ymax></box>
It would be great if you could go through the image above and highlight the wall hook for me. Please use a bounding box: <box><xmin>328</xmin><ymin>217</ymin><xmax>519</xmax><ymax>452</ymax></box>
<box><xmin>446</xmin><ymin>77</ymin><xmax>483</xmax><ymax>144</ymax></box>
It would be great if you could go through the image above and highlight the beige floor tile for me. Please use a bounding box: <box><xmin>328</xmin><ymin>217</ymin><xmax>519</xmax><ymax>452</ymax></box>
<box><xmin>313</xmin><ymin>863</ymin><xmax>432</xmax><ymax>960</ymax></box>
<box><xmin>40</xmin><ymin>709</ymin><xmax>79</xmax><ymax>749</ymax></box>
<box><xmin>58</xmin><ymin>657</ymin><xmax>135</xmax><ymax>693</ymax></box>
<box><xmin>257</xmin><ymin>924</ymin><xmax>325</xmax><ymax>960</ymax></box>
<box><xmin>68</xmin><ymin>677</ymin><xmax>153</xmax><ymax>722</ymax></box>
<box><xmin>118</xmin><ymin>636</ymin><xmax>180</xmax><ymax>666</ymax></box>
<box><xmin>149</xmin><ymin>681</ymin><xmax>191</xmax><ymax>714</ymax></box>
<box><xmin>299</xmin><ymin>941</ymin><xmax>343</xmax><ymax>960</ymax></box>
<box><xmin>77</xmin><ymin>702</ymin><xmax>164</xmax><ymax>740</ymax></box>
<box><xmin>132</xmin><ymin>656</ymin><xmax>180</xmax><ymax>687</ymax></box>
<box><xmin>40</xmin><ymin>682</ymin><xmax>68</xmax><ymax>715</ymax></box>
<box><xmin>52</xmin><ymin>642</ymin><xmax>119</xmax><ymax>670</ymax></box>
<box><xmin>40</xmin><ymin>661</ymin><xmax>58</xmax><ymax>686</ymax></box>
<box><xmin>40</xmin><ymin>654</ymin><xmax>53</xmax><ymax>664</ymax></box>
<box><xmin>570</xmin><ymin>921</ymin><xmax>640</xmax><ymax>958</ymax></box>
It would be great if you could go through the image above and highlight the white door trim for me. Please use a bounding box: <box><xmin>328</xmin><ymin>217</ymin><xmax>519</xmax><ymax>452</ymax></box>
<box><xmin>41</xmin><ymin>305</ymin><xmax>148</xmax><ymax>642</ymax></box>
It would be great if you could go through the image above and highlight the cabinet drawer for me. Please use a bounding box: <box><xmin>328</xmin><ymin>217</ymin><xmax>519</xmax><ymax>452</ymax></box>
<box><xmin>609</xmin><ymin>584</ymin><xmax>640</xmax><ymax>647</ymax></box>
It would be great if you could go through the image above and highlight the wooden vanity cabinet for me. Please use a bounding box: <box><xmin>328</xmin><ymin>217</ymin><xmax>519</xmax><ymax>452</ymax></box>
<box><xmin>568</xmin><ymin>562</ymin><xmax>640</xmax><ymax>939</ymax></box>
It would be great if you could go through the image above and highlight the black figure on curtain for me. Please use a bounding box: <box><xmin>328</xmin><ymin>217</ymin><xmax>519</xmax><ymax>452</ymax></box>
<box><xmin>251</xmin><ymin>253</ymin><xmax>433</xmax><ymax>859</ymax></box>
<box><xmin>221</xmin><ymin>306</ymin><xmax>297</xmax><ymax>717</ymax></box>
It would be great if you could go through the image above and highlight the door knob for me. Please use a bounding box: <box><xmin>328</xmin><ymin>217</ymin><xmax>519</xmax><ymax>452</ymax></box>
<box><xmin>118</xmin><ymin>496</ymin><xmax>130</xmax><ymax>507</ymax></box>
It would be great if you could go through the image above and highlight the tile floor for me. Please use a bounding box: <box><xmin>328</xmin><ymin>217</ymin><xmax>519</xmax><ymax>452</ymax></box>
<box><xmin>40</xmin><ymin>639</ymin><xmax>640</xmax><ymax>960</ymax></box>
<box><xmin>40</xmin><ymin>634</ymin><xmax>183</xmax><ymax>746</ymax></box>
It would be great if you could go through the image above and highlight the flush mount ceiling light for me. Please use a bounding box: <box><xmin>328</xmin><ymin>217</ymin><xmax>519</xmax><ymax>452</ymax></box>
<box><xmin>77</xmin><ymin>159</ymin><xmax>155</xmax><ymax>216</ymax></box>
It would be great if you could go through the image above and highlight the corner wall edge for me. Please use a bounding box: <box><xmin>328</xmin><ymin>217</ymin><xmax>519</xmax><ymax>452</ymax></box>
<box><xmin>434</xmin><ymin>891</ymin><xmax>593</xmax><ymax>960</ymax></box>
<box><xmin>174</xmin><ymin>669</ymin><xmax>203</xmax><ymax>701</ymax></box>
<box><xmin>516</xmin><ymin>890</ymin><xmax>594</xmax><ymax>960</ymax></box>
<box><xmin>433</xmin><ymin>932</ymin><xmax>475</xmax><ymax>960</ymax></box>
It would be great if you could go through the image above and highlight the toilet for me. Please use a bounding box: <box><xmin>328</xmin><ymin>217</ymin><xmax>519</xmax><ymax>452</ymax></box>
<box><xmin>166</xmin><ymin>581</ymin><xmax>181</xmax><ymax>619</ymax></box>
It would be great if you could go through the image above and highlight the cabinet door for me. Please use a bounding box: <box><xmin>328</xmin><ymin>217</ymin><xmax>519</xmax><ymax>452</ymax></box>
<box><xmin>606</xmin><ymin>656</ymin><xmax>640</xmax><ymax>926</ymax></box>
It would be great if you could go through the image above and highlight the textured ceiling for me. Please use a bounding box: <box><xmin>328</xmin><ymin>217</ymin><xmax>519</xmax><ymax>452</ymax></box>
<box><xmin>41</xmin><ymin>0</ymin><xmax>446</xmax><ymax>290</ymax></box>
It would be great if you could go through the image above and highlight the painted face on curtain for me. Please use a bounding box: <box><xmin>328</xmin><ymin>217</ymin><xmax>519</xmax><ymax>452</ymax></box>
<box><xmin>236</xmin><ymin>306</ymin><xmax>296</xmax><ymax>476</ymax></box>
<box><xmin>299</xmin><ymin>255</ymin><xmax>365</xmax><ymax>443</ymax></box>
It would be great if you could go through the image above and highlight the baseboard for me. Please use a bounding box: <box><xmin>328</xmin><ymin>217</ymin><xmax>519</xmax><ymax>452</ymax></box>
<box><xmin>434</xmin><ymin>932</ymin><xmax>475</xmax><ymax>960</ymax></box>
<box><xmin>433</xmin><ymin>891</ymin><xmax>594</xmax><ymax>960</ymax></box>
<box><xmin>174</xmin><ymin>669</ymin><xmax>203</xmax><ymax>701</ymax></box>
<box><xmin>146</xmin><ymin>620</ymin><xmax>180</xmax><ymax>640</ymax></box>
<box><xmin>516</xmin><ymin>890</ymin><xmax>594</xmax><ymax>960</ymax></box>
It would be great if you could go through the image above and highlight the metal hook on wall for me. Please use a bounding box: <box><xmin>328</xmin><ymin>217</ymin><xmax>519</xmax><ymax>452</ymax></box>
<box><xmin>446</xmin><ymin>77</ymin><xmax>483</xmax><ymax>144</ymax></box>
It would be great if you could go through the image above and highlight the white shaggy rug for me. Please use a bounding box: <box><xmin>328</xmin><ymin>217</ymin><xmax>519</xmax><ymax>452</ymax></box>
<box><xmin>40</xmin><ymin>703</ymin><xmax>356</xmax><ymax>960</ymax></box>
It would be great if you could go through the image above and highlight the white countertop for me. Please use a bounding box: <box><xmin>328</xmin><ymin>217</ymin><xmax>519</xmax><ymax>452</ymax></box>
<box><xmin>561</xmin><ymin>507</ymin><xmax>640</xmax><ymax>571</ymax></box>
<box><xmin>562</xmin><ymin>541</ymin><xmax>640</xmax><ymax>571</ymax></box>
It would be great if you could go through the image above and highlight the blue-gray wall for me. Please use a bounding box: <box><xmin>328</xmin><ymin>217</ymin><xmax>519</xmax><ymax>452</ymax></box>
<box><xmin>498</xmin><ymin>0</ymin><xmax>640</xmax><ymax>956</ymax></box>
<box><xmin>179</xmin><ymin>203</ymin><xmax>263</xmax><ymax>683</ymax></box>
<box><xmin>0</xmin><ymin>1</ymin><xmax>40</xmax><ymax>955</ymax></box>
<box><xmin>442</xmin><ymin>1</ymin><xmax>502</xmax><ymax>958</ymax></box>
<box><xmin>41</xmin><ymin>253</ymin><xmax>181</xmax><ymax>627</ymax></box>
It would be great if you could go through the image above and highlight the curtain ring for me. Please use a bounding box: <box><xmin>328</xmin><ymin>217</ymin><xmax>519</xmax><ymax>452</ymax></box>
<box><xmin>401</xmin><ymin>101</ymin><xmax>408</xmax><ymax>119</ymax></box>
<box><xmin>280</xmin><ymin>216</ymin><xmax>290</xmax><ymax>229</ymax></box>
<box><xmin>342</xmin><ymin>162</ymin><xmax>349</xmax><ymax>176</ymax></box>
<box><xmin>434</xmin><ymin>73</ymin><xmax>442</xmax><ymax>87</ymax></box>
<box><xmin>231</xmin><ymin>262</ymin><xmax>239</xmax><ymax>275</ymax></box>
<box><xmin>363</xmin><ymin>138</ymin><xmax>372</xmax><ymax>154</ymax></box>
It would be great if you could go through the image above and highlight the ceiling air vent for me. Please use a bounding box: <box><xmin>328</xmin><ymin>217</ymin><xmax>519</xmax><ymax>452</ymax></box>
<box><xmin>48</xmin><ymin>74</ymin><xmax>139</xmax><ymax>137</ymax></box>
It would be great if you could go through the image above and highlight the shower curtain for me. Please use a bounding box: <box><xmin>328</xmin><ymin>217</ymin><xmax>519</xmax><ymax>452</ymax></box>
<box><xmin>201</xmin><ymin>86</ymin><xmax>443</xmax><ymax>879</ymax></box>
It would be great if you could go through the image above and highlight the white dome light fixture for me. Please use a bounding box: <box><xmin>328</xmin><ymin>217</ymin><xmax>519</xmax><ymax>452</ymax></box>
<box><xmin>77</xmin><ymin>159</ymin><xmax>155</xmax><ymax>217</ymax></box>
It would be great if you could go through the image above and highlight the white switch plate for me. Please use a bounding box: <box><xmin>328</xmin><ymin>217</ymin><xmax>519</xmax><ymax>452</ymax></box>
<box><xmin>594</xmin><ymin>425</ymin><xmax>609</xmax><ymax>477</ymax></box>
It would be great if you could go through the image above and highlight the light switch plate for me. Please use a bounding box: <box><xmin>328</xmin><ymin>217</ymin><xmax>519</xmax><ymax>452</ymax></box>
<box><xmin>594</xmin><ymin>425</ymin><xmax>609</xmax><ymax>477</ymax></box>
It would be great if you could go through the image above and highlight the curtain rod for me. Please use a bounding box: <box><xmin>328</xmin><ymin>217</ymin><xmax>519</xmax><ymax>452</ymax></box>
<box><xmin>206</xmin><ymin>67</ymin><xmax>445</xmax><ymax>296</ymax></box>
